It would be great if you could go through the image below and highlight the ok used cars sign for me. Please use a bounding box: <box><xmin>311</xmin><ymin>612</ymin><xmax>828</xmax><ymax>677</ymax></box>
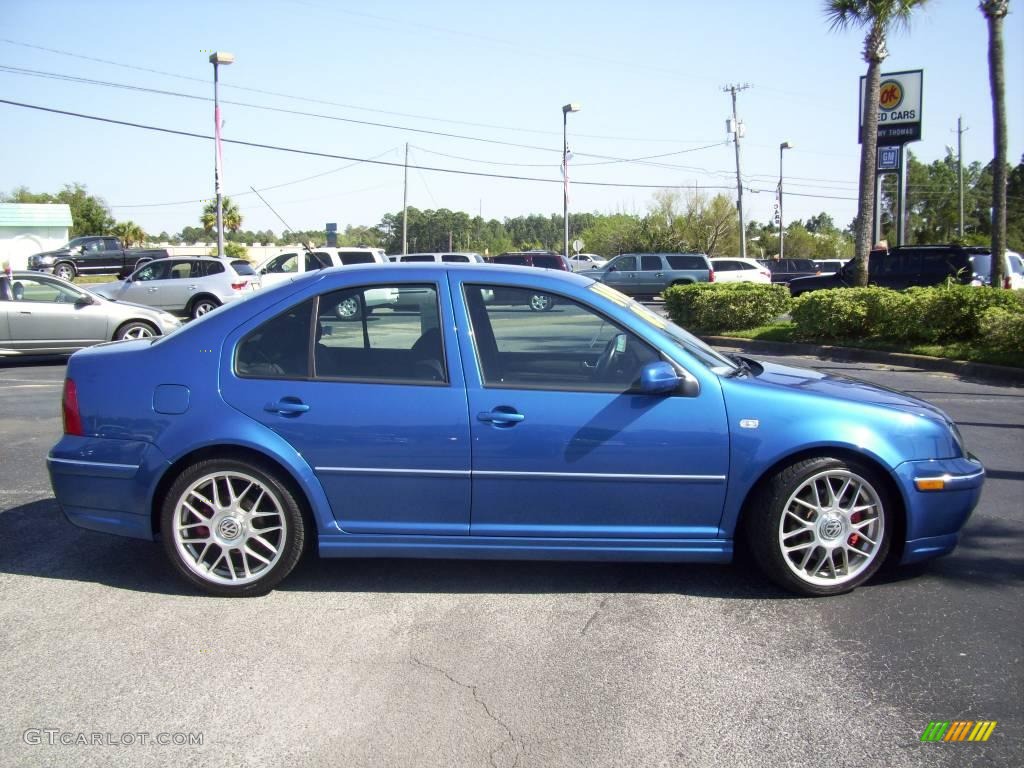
<box><xmin>858</xmin><ymin>69</ymin><xmax>923</xmax><ymax>145</ymax></box>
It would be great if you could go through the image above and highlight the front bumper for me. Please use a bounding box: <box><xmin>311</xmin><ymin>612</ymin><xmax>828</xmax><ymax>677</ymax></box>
<box><xmin>895</xmin><ymin>455</ymin><xmax>985</xmax><ymax>564</ymax></box>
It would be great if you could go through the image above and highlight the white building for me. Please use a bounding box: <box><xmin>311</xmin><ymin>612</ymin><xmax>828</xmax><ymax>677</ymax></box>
<box><xmin>0</xmin><ymin>203</ymin><xmax>73</xmax><ymax>270</ymax></box>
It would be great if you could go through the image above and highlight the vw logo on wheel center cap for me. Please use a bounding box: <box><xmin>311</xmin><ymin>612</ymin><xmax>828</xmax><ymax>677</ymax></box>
<box><xmin>819</xmin><ymin>516</ymin><xmax>844</xmax><ymax>541</ymax></box>
<box><xmin>218</xmin><ymin>517</ymin><xmax>242</xmax><ymax>540</ymax></box>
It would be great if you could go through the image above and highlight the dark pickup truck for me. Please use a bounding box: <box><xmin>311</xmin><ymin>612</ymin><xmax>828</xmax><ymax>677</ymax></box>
<box><xmin>27</xmin><ymin>236</ymin><xmax>169</xmax><ymax>281</ymax></box>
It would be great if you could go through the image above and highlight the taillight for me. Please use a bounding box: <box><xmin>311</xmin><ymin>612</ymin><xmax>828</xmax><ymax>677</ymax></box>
<box><xmin>709</xmin><ymin>269</ymin><xmax>715</xmax><ymax>283</ymax></box>
<box><xmin>760</xmin><ymin>269</ymin><xmax>771</xmax><ymax>279</ymax></box>
<box><xmin>62</xmin><ymin>378</ymin><xmax>83</xmax><ymax>436</ymax></box>
<box><xmin>1004</xmin><ymin>276</ymin><xmax>1012</xmax><ymax>289</ymax></box>
<box><xmin>231</xmin><ymin>281</ymin><xmax>247</xmax><ymax>291</ymax></box>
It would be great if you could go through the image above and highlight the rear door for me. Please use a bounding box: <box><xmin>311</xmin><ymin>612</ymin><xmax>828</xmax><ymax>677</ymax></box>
<box><xmin>220</xmin><ymin>275</ymin><xmax>472</xmax><ymax>535</ymax></box>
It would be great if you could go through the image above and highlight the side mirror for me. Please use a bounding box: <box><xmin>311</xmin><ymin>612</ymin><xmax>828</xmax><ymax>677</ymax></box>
<box><xmin>74</xmin><ymin>294</ymin><xmax>95</xmax><ymax>307</ymax></box>
<box><xmin>639</xmin><ymin>361</ymin><xmax>682</xmax><ymax>395</ymax></box>
<box><xmin>70</xmin><ymin>245</ymin><xmax>84</xmax><ymax>255</ymax></box>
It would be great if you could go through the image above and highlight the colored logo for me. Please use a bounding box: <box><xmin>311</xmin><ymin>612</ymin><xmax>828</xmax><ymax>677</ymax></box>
<box><xmin>879</xmin><ymin>80</ymin><xmax>904</xmax><ymax>111</ymax></box>
<box><xmin>920</xmin><ymin>721</ymin><xmax>997</xmax><ymax>742</ymax></box>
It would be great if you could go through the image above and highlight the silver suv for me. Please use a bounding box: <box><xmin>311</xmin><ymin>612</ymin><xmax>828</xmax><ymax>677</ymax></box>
<box><xmin>582</xmin><ymin>253</ymin><xmax>713</xmax><ymax>298</ymax></box>
<box><xmin>92</xmin><ymin>257</ymin><xmax>261</xmax><ymax>319</ymax></box>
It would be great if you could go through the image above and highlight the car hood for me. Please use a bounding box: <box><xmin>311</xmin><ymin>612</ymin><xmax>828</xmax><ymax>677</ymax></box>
<box><xmin>741</xmin><ymin>359</ymin><xmax>951</xmax><ymax>422</ymax></box>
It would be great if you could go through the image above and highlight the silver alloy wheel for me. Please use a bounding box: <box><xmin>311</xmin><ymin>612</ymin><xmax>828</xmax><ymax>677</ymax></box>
<box><xmin>193</xmin><ymin>299</ymin><xmax>218</xmax><ymax>317</ymax></box>
<box><xmin>777</xmin><ymin>469</ymin><xmax>884</xmax><ymax>587</ymax></box>
<box><xmin>529</xmin><ymin>294</ymin><xmax>552</xmax><ymax>311</ymax></box>
<box><xmin>121</xmin><ymin>324</ymin><xmax>154</xmax><ymax>340</ymax></box>
<box><xmin>171</xmin><ymin>470</ymin><xmax>287</xmax><ymax>586</ymax></box>
<box><xmin>336</xmin><ymin>297</ymin><xmax>360</xmax><ymax>320</ymax></box>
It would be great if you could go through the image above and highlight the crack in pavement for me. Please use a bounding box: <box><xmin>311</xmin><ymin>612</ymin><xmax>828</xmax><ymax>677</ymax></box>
<box><xmin>580</xmin><ymin>595</ymin><xmax>614</xmax><ymax>636</ymax></box>
<box><xmin>409</xmin><ymin>653</ymin><xmax>522</xmax><ymax>768</ymax></box>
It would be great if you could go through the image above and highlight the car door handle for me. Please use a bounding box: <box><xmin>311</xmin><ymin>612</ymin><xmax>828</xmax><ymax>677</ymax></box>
<box><xmin>477</xmin><ymin>408</ymin><xmax>525</xmax><ymax>425</ymax></box>
<box><xmin>264</xmin><ymin>398</ymin><xmax>310</xmax><ymax>416</ymax></box>
<box><xmin>147</xmin><ymin>287</ymin><xmax>158</xmax><ymax>292</ymax></box>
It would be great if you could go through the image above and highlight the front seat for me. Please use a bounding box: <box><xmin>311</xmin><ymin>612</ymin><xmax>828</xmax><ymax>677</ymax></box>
<box><xmin>410</xmin><ymin>327</ymin><xmax>444</xmax><ymax>381</ymax></box>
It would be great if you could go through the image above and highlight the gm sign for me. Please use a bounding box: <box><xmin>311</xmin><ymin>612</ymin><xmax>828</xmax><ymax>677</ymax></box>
<box><xmin>859</xmin><ymin>69</ymin><xmax>923</xmax><ymax>145</ymax></box>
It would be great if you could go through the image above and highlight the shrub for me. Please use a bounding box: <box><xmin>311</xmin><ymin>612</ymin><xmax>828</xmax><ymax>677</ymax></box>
<box><xmin>662</xmin><ymin>282</ymin><xmax>792</xmax><ymax>332</ymax></box>
<box><xmin>792</xmin><ymin>290</ymin><xmax>868</xmax><ymax>339</ymax></box>
<box><xmin>981</xmin><ymin>306</ymin><xmax>1024</xmax><ymax>352</ymax></box>
<box><xmin>207</xmin><ymin>242</ymin><xmax>251</xmax><ymax>261</ymax></box>
<box><xmin>903</xmin><ymin>285</ymin><xmax>1023</xmax><ymax>342</ymax></box>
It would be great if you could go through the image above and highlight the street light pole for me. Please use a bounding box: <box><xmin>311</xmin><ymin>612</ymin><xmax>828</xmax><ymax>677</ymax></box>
<box><xmin>562</xmin><ymin>103</ymin><xmax>580</xmax><ymax>260</ymax></box>
<box><xmin>210</xmin><ymin>51</ymin><xmax>234</xmax><ymax>259</ymax></box>
<box><xmin>778</xmin><ymin>141</ymin><xmax>792</xmax><ymax>259</ymax></box>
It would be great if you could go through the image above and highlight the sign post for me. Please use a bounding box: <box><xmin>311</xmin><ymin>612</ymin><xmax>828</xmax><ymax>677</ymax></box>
<box><xmin>859</xmin><ymin>70</ymin><xmax>923</xmax><ymax>246</ymax></box>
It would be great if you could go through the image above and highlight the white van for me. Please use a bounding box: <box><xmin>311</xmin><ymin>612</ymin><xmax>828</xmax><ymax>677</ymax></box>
<box><xmin>389</xmin><ymin>252</ymin><xmax>487</xmax><ymax>264</ymax></box>
<box><xmin>256</xmin><ymin>247</ymin><xmax>387</xmax><ymax>289</ymax></box>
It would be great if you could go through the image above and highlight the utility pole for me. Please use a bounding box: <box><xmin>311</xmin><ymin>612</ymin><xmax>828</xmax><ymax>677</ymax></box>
<box><xmin>723</xmin><ymin>84</ymin><xmax>751</xmax><ymax>258</ymax></box>
<box><xmin>957</xmin><ymin>117</ymin><xmax>968</xmax><ymax>239</ymax></box>
<box><xmin>402</xmin><ymin>143</ymin><xmax>409</xmax><ymax>255</ymax></box>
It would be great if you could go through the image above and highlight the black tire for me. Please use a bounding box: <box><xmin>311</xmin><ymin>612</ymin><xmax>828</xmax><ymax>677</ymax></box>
<box><xmin>114</xmin><ymin>321</ymin><xmax>157</xmax><ymax>341</ymax></box>
<box><xmin>190</xmin><ymin>296</ymin><xmax>221</xmax><ymax>319</ymax></box>
<box><xmin>160</xmin><ymin>458</ymin><xmax>306</xmax><ymax>597</ymax></box>
<box><xmin>54</xmin><ymin>262</ymin><xmax>76</xmax><ymax>281</ymax></box>
<box><xmin>744</xmin><ymin>456</ymin><xmax>892</xmax><ymax>596</ymax></box>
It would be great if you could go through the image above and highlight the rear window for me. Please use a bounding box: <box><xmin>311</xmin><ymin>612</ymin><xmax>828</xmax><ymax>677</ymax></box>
<box><xmin>340</xmin><ymin>253</ymin><xmax>376</xmax><ymax>265</ymax></box>
<box><xmin>494</xmin><ymin>255</ymin><xmax>529</xmax><ymax>266</ymax></box>
<box><xmin>231</xmin><ymin>260</ymin><xmax>257</xmax><ymax>276</ymax></box>
<box><xmin>532</xmin><ymin>255</ymin><xmax>563</xmax><ymax>269</ymax></box>
<box><xmin>666</xmin><ymin>255</ymin><xmax>707</xmax><ymax>270</ymax></box>
<box><xmin>402</xmin><ymin>255</ymin><xmax>437</xmax><ymax>262</ymax></box>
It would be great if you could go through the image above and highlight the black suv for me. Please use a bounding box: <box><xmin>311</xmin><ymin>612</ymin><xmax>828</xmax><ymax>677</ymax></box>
<box><xmin>788</xmin><ymin>245</ymin><xmax>991</xmax><ymax>296</ymax></box>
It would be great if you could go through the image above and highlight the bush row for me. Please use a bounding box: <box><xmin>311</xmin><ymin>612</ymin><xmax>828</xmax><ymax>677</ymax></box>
<box><xmin>662</xmin><ymin>282</ymin><xmax>792</xmax><ymax>332</ymax></box>
<box><xmin>791</xmin><ymin>285</ymin><xmax>1024</xmax><ymax>343</ymax></box>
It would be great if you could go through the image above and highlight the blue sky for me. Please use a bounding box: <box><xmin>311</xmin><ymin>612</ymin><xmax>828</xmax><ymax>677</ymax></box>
<box><xmin>2</xmin><ymin>0</ymin><xmax>1021</xmax><ymax>239</ymax></box>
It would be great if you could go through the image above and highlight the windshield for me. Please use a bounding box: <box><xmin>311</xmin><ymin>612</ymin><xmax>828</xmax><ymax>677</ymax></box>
<box><xmin>587</xmin><ymin>282</ymin><xmax>738</xmax><ymax>372</ymax></box>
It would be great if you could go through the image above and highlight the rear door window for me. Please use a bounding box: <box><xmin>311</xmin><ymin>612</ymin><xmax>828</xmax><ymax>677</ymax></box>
<box><xmin>339</xmin><ymin>253</ymin><xmax>377</xmax><ymax>265</ymax></box>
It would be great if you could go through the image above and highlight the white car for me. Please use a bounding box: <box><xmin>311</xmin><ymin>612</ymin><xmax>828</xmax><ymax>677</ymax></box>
<box><xmin>256</xmin><ymin>247</ymin><xmax>387</xmax><ymax>289</ymax></box>
<box><xmin>390</xmin><ymin>252</ymin><xmax>487</xmax><ymax>264</ymax></box>
<box><xmin>568</xmin><ymin>253</ymin><xmax>608</xmax><ymax>272</ymax></box>
<box><xmin>710</xmin><ymin>257</ymin><xmax>772</xmax><ymax>284</ymax></box>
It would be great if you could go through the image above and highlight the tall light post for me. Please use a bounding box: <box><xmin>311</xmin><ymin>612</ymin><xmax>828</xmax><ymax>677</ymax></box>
<box><xmin>778</xmin><ymin>141</ymin><xmax>792</xmax><ymax>259</ymax></box>
<box><xmin>562</xmin><ymin>103</ymin><xmax>580</xmax><ymax>260</ymax></box>
<box><xmin>210</xmin><ymin>51</ymin><xmax>234</xmax><ymax>259</ymax></box>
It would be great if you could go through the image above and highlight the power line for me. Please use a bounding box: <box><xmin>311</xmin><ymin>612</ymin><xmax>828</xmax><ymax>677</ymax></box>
<box><xmin>0</xmin><ymin>37</ymin><xmax>711</xmax><ymax>145</ymax></box>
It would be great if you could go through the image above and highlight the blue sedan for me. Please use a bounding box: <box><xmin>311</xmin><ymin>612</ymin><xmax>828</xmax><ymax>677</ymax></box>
<box><xmin>47</xmin><ymin>264</ymin><xmax>984</xmax><ymax>597</ymax></box>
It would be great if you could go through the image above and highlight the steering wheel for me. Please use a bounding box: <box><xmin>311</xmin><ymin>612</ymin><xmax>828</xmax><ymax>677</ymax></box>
<box><xmin>592</xmin><ymin>334</ymin><xmax>626</xmax><ymax>382</ymax></box>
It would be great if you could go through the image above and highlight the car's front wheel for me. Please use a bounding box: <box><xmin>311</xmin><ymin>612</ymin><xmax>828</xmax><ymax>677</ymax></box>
<box><xmin>745</xmin><ymin>456</ymin><xmax>892</xmax><ymax>596</ymax></box>
<box><xmin>114</xmin><ymin>321</ymin><xmax>157</xmax><ymax>341</ymax></box>
<box><xmin>160</xmin><ymin>458</ymin><xmax>306</xmax><ymax>596</ymax></box>
<box><xmin>54</xmin><ymin>262</ymin><xmax>76</xmax><ymax>281</ymax></box>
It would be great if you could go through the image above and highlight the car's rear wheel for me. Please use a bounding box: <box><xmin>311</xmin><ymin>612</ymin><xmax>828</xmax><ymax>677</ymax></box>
<box><xmin>190</xmin><ymin>296</ymin><xmax>220</xmax><ymax>319</ymax></box>
<box><xmin>160</xmin><ymin>459</ymin><xmax>305</xmax><ymax>596</ymax></box>
<box><xmin>114</xmin><ymin>321</ymin><xmax>157</xmax><ymax>341</ymax></box>
<box><xmin>54</xmin><ymin>262</ymin><xmax>76</xmax><ymax>281</ymax></box>
<box><xmin>528</xmin><ymin>293</ymin><xmax>554</xmax><ymax>312</ymax></box>
<box><xmin>745</xmin><ymin>456</ymin><xmax>891</xmax><ymax>596</ymax></box>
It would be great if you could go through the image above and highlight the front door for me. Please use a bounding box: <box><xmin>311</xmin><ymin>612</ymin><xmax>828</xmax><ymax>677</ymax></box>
<box><xmin>454</xmin><ymin>281</ymin><xmax>729</xmax><ymax>539</ymax></box>
<box><xmin>600</xmin><ymin>255</ymin><xmax>639</xmax><ymax>296</ymax></box>
<box><xmin>220</xmin><ymin>279</ymin><xmax>472</xmax><ymax>535</ymax></box>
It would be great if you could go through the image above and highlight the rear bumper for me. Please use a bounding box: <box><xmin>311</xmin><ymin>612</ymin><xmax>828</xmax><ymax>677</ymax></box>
<box><xmin>48</xmin><ymin>437</ymin><xmax>168</xmax><ymax>541</ymax></box>
<box><xmin>895</xmin><ymin>455</ymin><xmax>985</xmax><ymax>565</ymax></box>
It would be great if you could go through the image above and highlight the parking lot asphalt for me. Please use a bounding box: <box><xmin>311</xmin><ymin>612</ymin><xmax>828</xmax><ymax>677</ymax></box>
<box><xmin>0</xmin><ymin>354</ymin><xmax>1020</xmax><ymax>768</ymax></box>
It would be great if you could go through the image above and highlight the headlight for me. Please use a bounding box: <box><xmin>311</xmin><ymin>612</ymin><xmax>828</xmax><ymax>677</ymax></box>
<box><xmin>38</xmin><ymin>255</ymin><xmax>55</xmax><ymax>265</ymax></box>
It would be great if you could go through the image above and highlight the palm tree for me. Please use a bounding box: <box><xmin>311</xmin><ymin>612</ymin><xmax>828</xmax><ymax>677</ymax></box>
<box><xmin>200</xmin><ymin>197</ymin><xmax>243</xmax><ymax>236</ymax></box>
<box><xmin>980</xmin><ymin>0</ymin><xmax>1009</xmax><ymax>288</ymax></box>
<box><xmin>111</xmin><ymin>220</ymin><xmax>147</xmax><ymax>247</ymax></box>
<box><xmin>825</xmin><ymin>0</ymin><xmax>929</xmax><ymax>286</ymax></box>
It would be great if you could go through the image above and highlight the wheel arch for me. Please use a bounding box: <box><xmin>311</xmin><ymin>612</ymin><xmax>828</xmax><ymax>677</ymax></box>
<box><xmin>734</xmin><ymin>445</ymin><xmax>907</xmax><ymax>563</ymax></box>
<box><xmin>54</xmin><ymin>260</ymin><xmax>77</xmax><ymax>278</ymax></box>
<box><xmin>150</xmin><ymin>444</ymin><xmax>318</xmax><ymax>548</ymax></box>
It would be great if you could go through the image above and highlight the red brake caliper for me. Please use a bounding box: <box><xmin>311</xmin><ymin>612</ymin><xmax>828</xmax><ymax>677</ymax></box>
<box><xmin>848</xmin><ymin>512</ymin><xmax>861</xmax><ymax>546</ymax></box>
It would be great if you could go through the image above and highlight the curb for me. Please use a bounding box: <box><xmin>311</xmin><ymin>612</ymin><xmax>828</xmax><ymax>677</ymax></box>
<box><xmin>702</xmin><ymin>336</ymin><xmax>1024</xmax><ymax>388</ymax></box>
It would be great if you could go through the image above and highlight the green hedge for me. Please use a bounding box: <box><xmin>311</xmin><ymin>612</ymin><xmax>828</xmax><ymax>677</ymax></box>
<box><xmin>662</xmin><ymin>282</ymin><xmax>792</xmax><ymax>332</ymax></box>
<box><xmin>792</xmin><ymin>285</ymin><xmax>1024</xmax><ymax>344</ymax></box>
<box><xmin>982</xmin><ymin>307</ymin><xmax>1024</xmax><ymax>352</ymax></box>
